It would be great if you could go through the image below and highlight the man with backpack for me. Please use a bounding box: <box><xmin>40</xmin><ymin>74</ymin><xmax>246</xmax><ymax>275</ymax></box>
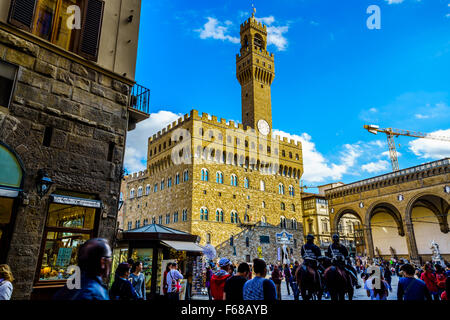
<box><xmin>397</xmin><ymin>263</ymin><xmax>431</xmax><ymax>300</ymax></box>
<box><xmin>166</xmin><ymin>262</ymin><xmax>183</xmax><ymax>301</ymax></box>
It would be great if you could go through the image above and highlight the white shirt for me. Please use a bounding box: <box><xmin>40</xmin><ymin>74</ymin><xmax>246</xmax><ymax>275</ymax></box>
<box><xmin>166</xmin><ymin>269</ymin><xmax>183</xmax><ymax>293</ymax></box>
<box><xmin>0</xmin><ymin>280</ymin><xmax>13</xmax><ymax>300</ymax></box>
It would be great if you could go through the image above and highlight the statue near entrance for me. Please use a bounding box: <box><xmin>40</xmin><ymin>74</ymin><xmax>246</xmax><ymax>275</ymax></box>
<box><xmin>389</xmin><ymin>246</ymin><xmax>398</xmax><ymax>260</ymax></box>
<box><xmin>430</xmin><ymin>240</ymin><xmax>446</xmax><ymax>266</ymax></box>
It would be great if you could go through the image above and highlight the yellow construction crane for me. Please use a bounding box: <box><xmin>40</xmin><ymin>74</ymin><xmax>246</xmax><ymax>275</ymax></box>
<box><xmin>364</xmin><ymin>124</ymin><xmax>450</xmax><ymax>172</ymax></box>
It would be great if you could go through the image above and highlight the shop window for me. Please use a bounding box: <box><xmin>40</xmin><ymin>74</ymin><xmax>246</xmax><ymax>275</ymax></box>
<box><xmin>8</xmin><ymin>0</ymin><xmax>104</xmax><ymax>61</ymax></box>
<box><xmin>37</xmin><ymin>191</ymin><xmax>99</xmax><ymax>282</ymax></box>
<box><xmin>260</xmin><ymin>236</ymin><xmax>270</xmax><ymax>244</ymax></box>
<box><xmin>0</xmin><ymin>60</ymin><xmax>18</xmax><ymax>108</ymax></box>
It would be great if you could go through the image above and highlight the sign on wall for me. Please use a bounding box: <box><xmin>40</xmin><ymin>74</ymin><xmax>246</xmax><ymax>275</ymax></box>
<box><xmin>276</xmin><ymin>231</ymin><xmax>293</xmax><ymax>245</ymax></box>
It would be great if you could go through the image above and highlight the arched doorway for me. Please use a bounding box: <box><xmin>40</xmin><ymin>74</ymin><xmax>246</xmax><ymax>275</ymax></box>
<box><xmin>334</xmin><ymin>209</ymin><xmax>364</xmax><ymax>256</ymax></box>
<box><xmin>406</xmin><ymin>194</ymin><xmax>449</xmax><ymax>262</ymax></box>
<box><xmin>367</xmin><ymin>202</ymin><xmax>408</xmax><ymax>260</ymax></box>
<box><xmin>0</xmin><ymin>142</ymin><xmax>25</xmax><ymax>262</ymax></box>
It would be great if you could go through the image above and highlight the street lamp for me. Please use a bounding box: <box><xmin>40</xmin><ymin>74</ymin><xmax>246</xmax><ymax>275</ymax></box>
<box><xmin>36</xmin><ymin>169</ymin><xmax>53</xmax><ymax>197</ymax></box>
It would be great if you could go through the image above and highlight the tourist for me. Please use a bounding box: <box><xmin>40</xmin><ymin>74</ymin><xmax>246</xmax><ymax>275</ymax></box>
<box><xmin>384</xmin><ymin>264</ymin><xmax>392</xmax><ymax>290</ymax></box>
<box><xmin>441</xmin><ymin>276</ymin><xmax>449</xmax><ymax>300</ymax></box>
<box><xmin>129</xmin><ymin>261</ymin><xmax>146</xmax><ymax>300</ymax></box>
<box><xmin>271</xmin><ymin>264</ymin><xmax>282</xmax><ymax>300</ymax></box>
<box><xmin>166</xmin><ymin>262</ymin><xmax>184</xmax><ymax>301</ymax></box>
<box><xmin>365</xmin><ymin>274</ymin><xmax>390</xmax><ymax>300</ymax></box>
<box><xmin>0</xmin><ymin>264</ymin><xmax>14</xmax><ymax>300</ymax></box>
<box><xmin>420</xmin><ymin>262</ymin><xmax>440</xmax><ymax>300</ymax></box>
<box><xmin>53</xmin><ymin>238</ymin><xmax>112</xmax><ymax>300</ymax></box>
<box><xmin>243</xmin><ymin>258</ymin><xmax>276</xmax><ymax>301</ymax></box>
<box><xmin>283</xmin><ymin>264</ymin><xmax>293</xmax><ymax>295</ymax></box>
<box><xmin>224</xmin><ymin>262</ymin><xmax>250</xmax><ymax>301</ymax></box>
<box><xmin>205</xmin><ymin>264</ymin><xmax>213</xmax><ymax>300</ymax></box>
<box><xmin>397</xmin><ymin>264</ymin><xmax>431</xmax><ymax>300</ymax></box>
<box><xmin>291</xmin><ymin>260</ymin><xmax>300</xmax><ymax>300</ymax></box>
<box><xmin>110</xmin><ymin>262</ymin><xmax>138</xmax><ymax>300</ymax></box>
<box><xmin>435</xmin><ymin>264</ymin><xmax>447</xmax><ymax>298</ymax></box>
<box><xmin>210</xmin><ymin>258</ymin><xmax>232</xmax><ymax>300</ymax></box>
<box><xmin>163</xmin><ymin>262</ymin><xmax>172</xmax><ymax>297</ymax></box>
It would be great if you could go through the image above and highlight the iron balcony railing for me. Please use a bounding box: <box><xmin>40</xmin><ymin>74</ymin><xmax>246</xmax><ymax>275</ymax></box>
<box><xmin>129</xmin><ymin>83</ymin><xmax>150</xmax><ymax>114</ymax></box>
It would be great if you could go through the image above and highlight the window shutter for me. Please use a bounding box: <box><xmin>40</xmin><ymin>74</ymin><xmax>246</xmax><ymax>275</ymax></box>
<box><xmin>78</xmin><ymin>0</ymin><xmax>104</xmax><ymax>61</ymax></box>
<box><xmin>8</xmin><ymin>0</ymin><xmax>37</xmax><ymax>31</ymax></box>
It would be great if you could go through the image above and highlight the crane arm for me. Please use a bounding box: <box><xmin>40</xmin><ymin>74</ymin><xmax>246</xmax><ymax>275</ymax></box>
<box><xmin>364</xmin><ymin>125</ymin><xmax>450</xmax><ymax>142</ymax></box>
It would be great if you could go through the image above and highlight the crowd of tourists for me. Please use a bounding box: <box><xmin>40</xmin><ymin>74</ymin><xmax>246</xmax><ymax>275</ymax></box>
<box><xmin>0</xmin><ymin>237</ymin><xmax>449</xmax><ymax>301</ymax></box>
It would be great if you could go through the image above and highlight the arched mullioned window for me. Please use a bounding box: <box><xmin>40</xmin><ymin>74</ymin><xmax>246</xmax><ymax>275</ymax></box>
<box><xmin>289</xmin><ymin>185</ymin><xmax>294</xmax><ymax>196</ymax></box>
<box><xmin>230</xmin><ymin>211</ymin><xmax>238</xmax><ymax>224</ymax></box>
<box><xmin>216</xmin><ymin>209</ymin><xmax>224</xmax><ymax>222</ymax></box>
<box><xmin>183</xmin><ymin>170</ymin><xmax>189</xmax><ymax>182</ymax></box>
<box><xmin>201</xmin><ymin>168</ymin><xmax>209</xmax><ymax>181</ymax></box>
<box><xmin>145</xmin><ymin>184</ymin><xmax>150</xmax><ymax>195</ymax></box>
<box><xmin>231</xmin><ymin>174</ymin><xmax>238</xmax><ymax>186</ymax></box>
<box><xmin>137</xmin><ymin>187</ymin><xmax>143</xmax><ymax>197</ymax></box>
<box><xmin>280</xmin><ymin>216</ymin><xmax>287</xmax><ymax>229</ymax></box>
<box><xmin>200</xmin><ymin>207</ymin><xmax>209</xmax><ymax>221</ymax></box>
<box><xmin>261</xmin><ymin>216</ymin><xmax>267</xmax><ymax>226</ymax></box>
<box><xmin>130</xmin><ymin>189</ymin><xmax>135</xmax><ymax>198</ymax></box>
<box><xmin>175</xmin><ymin>173</ymin><xmax>180</xmax><ymax>185</ymax></box>
<box><xmin>278</xmin><ymin>183</ymin><xmax>285</xmax><ymax>195</ymax></box>
<box><xmin>291</xmin><ymin>218</ymin><xmax>297</xmax><ymax>230</ymax></box>
<box><xmin>216</xmin><ymin>171</ymin><xmax>224</xmax><ymax>184</ymax></box>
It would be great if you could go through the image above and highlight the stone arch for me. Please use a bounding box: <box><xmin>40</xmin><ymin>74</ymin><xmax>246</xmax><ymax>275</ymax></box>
<box><xmin>365</xmin><ymin>201</ymin><xmax>405</xmax><ymax>236</ymax></box>
<box><xmin>405</xmin><ymin>192</ymin><xmax>449</xmax><ymax>233</ymax></box>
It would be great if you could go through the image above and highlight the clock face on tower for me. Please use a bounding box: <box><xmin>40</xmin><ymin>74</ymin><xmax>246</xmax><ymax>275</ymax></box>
<box><xmin>257</xmin><ymin>119</ymin><xmax>270</xmax><ymax>136</ymax></box>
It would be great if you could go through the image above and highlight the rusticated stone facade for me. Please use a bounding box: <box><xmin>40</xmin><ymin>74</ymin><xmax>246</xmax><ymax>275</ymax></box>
<box><xmin>121</xmin><ymin>13</ymin><xmax>305</xmax><ymax>265</ymax></box>
<box><xmin>0</xmin><ymin>23</ymin><xmax>140</xmax><ymax>299</ymax></box>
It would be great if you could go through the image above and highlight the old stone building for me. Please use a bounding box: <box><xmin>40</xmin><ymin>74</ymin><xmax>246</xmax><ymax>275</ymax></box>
<box><xmin>326</xmin><ymin>158</ymin><xmax>450</xmax><ymax>263</ymax></box>
<box><xmin>0</xmin><ymin>0</ymin><xmax>148</xmax><ymax>299</ymax></box>
<box><xmin>121</xmin><ymin>12</ymin><xmax>305</xmax><ymax>264</ymax></box>
<box><xmin>302</xmin><ymin>189</ymin><xmax>364</xmax><ymax>256</ymax></box>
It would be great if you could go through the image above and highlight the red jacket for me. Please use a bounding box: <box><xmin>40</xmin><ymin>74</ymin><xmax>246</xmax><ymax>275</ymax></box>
<box><xmin>436</xmin><ymin>273</ymin><xmax>447</xmax><ymax>290</ymax></box>
<box><xmin>210</xmin><ymin>272</ymin><xmax>231</xmax><ymax>300</ymax></box>
<box><xmin>421</xmin><ymin>271</ymin><xmax>438</xmax><ymax>293</ymax></box>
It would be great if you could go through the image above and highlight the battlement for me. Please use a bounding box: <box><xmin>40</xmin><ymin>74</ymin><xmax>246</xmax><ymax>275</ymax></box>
<box><xmin>236</xmin><ymin>46</ymin><xmax>274</xmax><ymax>60</ymax></box>
<box><xmin>146</xmin><ymin>109</ymin><xmax>301</xmax><ymax>151</ymax></box>
<box><xmin>240</xmin><ymin>17</ymin><xmax>267</xmax><ymax>34</ymax></box>
<box><xmin>124</xmin><ymin>170</ymin><xmax>148</xmax><ymax>182</ymax></box>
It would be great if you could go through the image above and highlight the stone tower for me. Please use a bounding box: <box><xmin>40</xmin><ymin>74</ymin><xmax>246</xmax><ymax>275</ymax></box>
<box><xmin>236</xmin><ymin>10</ymin><xmax>275</xmax><ymax>136</ymax></box>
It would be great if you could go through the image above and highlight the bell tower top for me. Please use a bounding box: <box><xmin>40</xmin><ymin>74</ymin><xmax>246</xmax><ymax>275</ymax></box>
<box><xmin>236</xmin><ymin>10</ymin><xmax>275</xmax><ymax>134</ymax></box>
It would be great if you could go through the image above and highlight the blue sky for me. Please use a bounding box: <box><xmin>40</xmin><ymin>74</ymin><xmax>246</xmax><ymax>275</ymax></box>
<box><xmin>125</xmin><ymin>0</ymin><xmax>450</xmax><ymax>187</ymax></box>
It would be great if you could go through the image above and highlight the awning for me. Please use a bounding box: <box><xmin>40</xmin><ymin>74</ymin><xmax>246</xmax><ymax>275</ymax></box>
<box><xmin>0</xmin><ymin>187</ymin><xmax>20</xmax><ymax>198</ymax></box>
<box><xmin>161</xmin><ymin>240</ymin><xmax>204</xmax><ymax>253</ymax></box>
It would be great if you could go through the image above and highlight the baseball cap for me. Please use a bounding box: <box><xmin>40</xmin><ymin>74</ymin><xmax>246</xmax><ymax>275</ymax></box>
<box><xmin>219</xmin><ymin>258</ymin><xmax>231</xmax><ymax>267</ymax></box>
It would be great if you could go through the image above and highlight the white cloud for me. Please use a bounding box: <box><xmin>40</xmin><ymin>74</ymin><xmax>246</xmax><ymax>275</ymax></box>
<box><xmin>124</xmin><ymin>110</ymin><xmax>182</xmax><ymax>173</ymax></box>
<box><xmin>385</xmin><ymin>0</ymin><xmax>404</xmax><ymax>4</ymax></box>
<box><xmin>361</xmin><ymin>160</ymin><xmax>390</xmax><ymax>173</ymax></box>
<box><xmin>408</xmin><ymin>129</ymin><xmax>450</xmax><ymax>159</ymax></box>
<box><xmin>256</xmin><ymin>16</ymin><xmax>289</xmax><ymax>51</ymax></box>
<box><xmin>369</xmin><ymin>108</ymin><xmax>378</xmax><ymax>113</ymax></box>
<box><xmin>381</xmin><ymin>150</ymin><xmax>402</xmax><ymax>158</ymax></box>
<box><xmin>415</xmin><ymin>114</ymin><xmax>430</xmax><ymax>119</ymax></box>
<box><xmin>272</xmin><ymin>130</ymin><xmax>362</xmax><ymax>183</ymax></box>
<box><xmin>196</xmin><ymin>17</ymin><xmax>240</xmax><ymax>44</ymax></box>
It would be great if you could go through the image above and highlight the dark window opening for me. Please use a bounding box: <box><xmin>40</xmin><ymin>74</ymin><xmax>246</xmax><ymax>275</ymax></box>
<box><xmin>0</xmin><ymin>60</ymin><xmax>18</xmax><ymax>108</ymax></box>
<box><xmin>107</xmin><ymin>142</ymin><xmax>115</xmax><ymax>162</ymax></box>
<box><xmin>43</xmin><ymin>126</ymin><xmax>53</xmax><ymax>147</ymax></box>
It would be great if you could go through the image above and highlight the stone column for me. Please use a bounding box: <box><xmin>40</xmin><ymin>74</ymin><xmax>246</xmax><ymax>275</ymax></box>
<box><xmin>404</xmin><ymin>221</ymin><xmax>420</xmax><ymax>264</ymax></box>
<box><xmin>363</xmin><ymin>226</ymin><xmax>375</xmax><ymax>259</ymax></box>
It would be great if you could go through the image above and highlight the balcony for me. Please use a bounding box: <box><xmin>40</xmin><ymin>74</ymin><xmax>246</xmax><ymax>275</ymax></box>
<box><xmin>128</xmin><ymin>84</ymin><xmax>150</xmax><ymax>131</ymax></box>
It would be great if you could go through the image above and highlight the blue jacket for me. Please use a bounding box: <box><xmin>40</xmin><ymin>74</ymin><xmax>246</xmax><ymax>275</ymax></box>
<box><xmin>53</xmin><ymin>273</ymin><xmax>109</xmax><ymax>300</ymax></box>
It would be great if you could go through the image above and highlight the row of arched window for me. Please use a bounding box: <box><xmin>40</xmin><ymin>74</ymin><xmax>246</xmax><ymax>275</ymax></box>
<box><xmin>129</xmin><ymin>170</ymin><xmax>189</xmax><ymax>198</ymax></box>
<box><xmin>200</xmin><ymin>169</ymin><xmax>295</xmax><ymax>195</ymax></box>
<box><xmin>126</xmin><ymin>209</ymin><xmax>189</xmax><ymax>230</ymax></box>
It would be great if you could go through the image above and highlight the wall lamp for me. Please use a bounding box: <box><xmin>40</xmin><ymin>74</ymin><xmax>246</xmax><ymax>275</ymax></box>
<box><xmin>36</xmin><ymin>169</ymin><xmax>53</xmax><ymax>198</ymax></box>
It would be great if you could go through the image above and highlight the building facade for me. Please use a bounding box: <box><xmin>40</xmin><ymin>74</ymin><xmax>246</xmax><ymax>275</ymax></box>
<box><xmin>326</xmin><ymin>158</ymin><xmax>450</xmax><ymax>263</ymax></box>
<box><xmin>302</xmin><ymin>191</ymin><xmax>364</xmax><ymax>256</ymax></box>
<box><xmin>121</xmin><ymin>13</ymin><xmax>305</xmax><ymax>264</ymax></box>
<box><xmin>0</xmin><ymin>0</ymin><xmax>148</xmax><ymax>299</ymax></box>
